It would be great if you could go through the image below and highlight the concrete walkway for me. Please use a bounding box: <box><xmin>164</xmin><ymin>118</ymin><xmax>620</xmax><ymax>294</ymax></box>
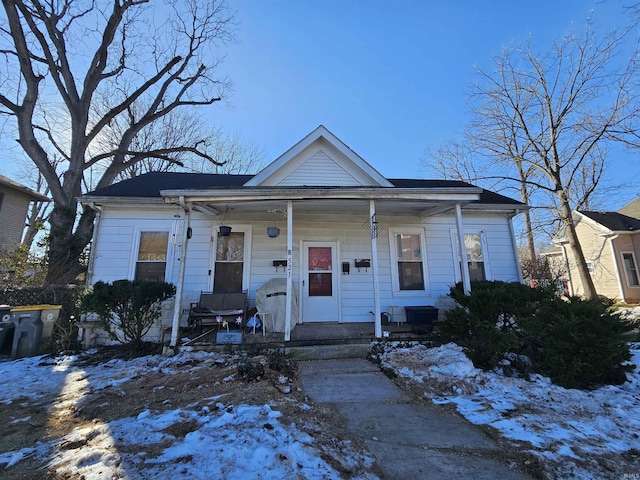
<box><xmin>299</xmin><ymin>358</ymin><xmax>532</xmax><ymax>480</ymax></box>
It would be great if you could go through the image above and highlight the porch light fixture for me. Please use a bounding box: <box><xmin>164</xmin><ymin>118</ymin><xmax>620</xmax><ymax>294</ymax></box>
<box><xmin>219</xmin><ymin>206</ymin><xmax>232</xmax><ymax>236</ymax></box>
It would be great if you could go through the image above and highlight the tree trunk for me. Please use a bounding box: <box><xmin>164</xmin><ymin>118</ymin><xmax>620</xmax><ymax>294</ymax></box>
<box><xmin>46</xmin><ymin>203</ymin><xmax>95</xmax><ymax>285</ymax></box>
<box><xmin>558</xmin><ymin>194</ymin><xmax>597</xmax><ymax>299</ymax></box>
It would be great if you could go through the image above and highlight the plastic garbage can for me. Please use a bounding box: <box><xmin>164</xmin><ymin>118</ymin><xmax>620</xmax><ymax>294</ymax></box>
<box><xmin>0</xmin><ymin>322</ymin><xmax>15</xmax><ymax>355</ymax></box>
<box><xmin>39</xmin><ymin>305</ymin><xmax>62</xmax><ymax>344</ymax></box>
<box><xmin>0</xmin><ymin>305</ymin><xmax>11</xmax><ymax>323</ymax></box>
<box><xmin>11</xmin><ymin>306</ymin><xmax>44</xmax><ymax>358</ymax></box>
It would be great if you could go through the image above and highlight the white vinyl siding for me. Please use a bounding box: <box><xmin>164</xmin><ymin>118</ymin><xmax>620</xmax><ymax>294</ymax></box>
<box><xmin>278</xmin><ymin>150</ymin><xmax>361</xmax><ymax>186</ymax></box>
<box><xmin>90</xmin><ymin>208</ymin><xmax>521</xmax><ymax>328</ymax></box>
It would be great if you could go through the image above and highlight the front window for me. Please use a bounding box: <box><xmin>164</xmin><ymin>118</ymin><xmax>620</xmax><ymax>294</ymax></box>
<box><xmin>395</xmin><ymin>233</ymin><xmax>425</xmax><ymax>290</ymax></box>
<box><xmin>214</xmin><ymin>232</ymin><xmax>245</xmax><ymax>292</ymax></box>
<box><xmin>622</xmin><ymin>252</ymin><xmax>640</xmax><ymax>287</ymax></box>
<box><xmin>135</xmin><ymin>231</ymin><xmax>169</xmax><ymax>281</ymax></box>
<box><xmin>464</xmin><ymin>234</ymin><xmax>485</xmax><ymax>282</ymax></box>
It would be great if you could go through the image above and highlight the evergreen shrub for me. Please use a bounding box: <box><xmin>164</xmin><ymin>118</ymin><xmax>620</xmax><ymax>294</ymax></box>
<box><xmin>78</xmin><ymin>279</ymin><xmax>175</xmax><ymax>350</ymax></box>
<box><xmin>439</xmin><ymin>281</ymin><xmax>635</xmax><ymax>389</ymax></box>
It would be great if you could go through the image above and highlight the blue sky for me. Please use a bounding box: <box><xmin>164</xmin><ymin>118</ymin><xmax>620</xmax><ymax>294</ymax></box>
<box><xmin>212</xmin><ymin>1</ymin><xmax>633</xmax><ymax>195</ymax></box>
<box><xmin>3</xmin><ymin>0</ymin><xmax>637</xmax><ymax>208</ymax></box>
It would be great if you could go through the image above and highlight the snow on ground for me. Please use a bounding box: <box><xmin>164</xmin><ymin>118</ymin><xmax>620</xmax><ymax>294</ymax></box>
<box><xmin>0</xmin><ymin>351</ymin><xmax>377</xmax><ymax>479</ymax></box>
<box><xmin>374</xmin><ymin>341</ymin><xmax>640</xmax><ymax>479</ymax></box>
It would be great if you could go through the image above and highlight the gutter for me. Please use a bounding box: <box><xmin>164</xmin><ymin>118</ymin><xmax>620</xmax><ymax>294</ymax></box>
<box><xmin>159</xmin><ymin>186</ymin><xmax>483</xmax><ymax>202</ymax></box>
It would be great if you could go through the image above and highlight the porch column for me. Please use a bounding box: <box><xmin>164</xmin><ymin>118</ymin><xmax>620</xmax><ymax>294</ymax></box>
<box><xmin>370</xmin><ymin>200</ymin><xmax>382</xmax><ymax>338</ymax></box>
<box><xmin>509</xmin><ymin>212</ymin><xmax>524</xmax><ymax>283</ymax></box>
<box><xmin>455</xmin><ymin>203</ymin><xmax>472</xmax><ymax>294</ymax></box>
<box><xmin>285</xmin><ymin>200</ymin><xmax>293</xmax><ymax>342</ymax></box>
<box><xmin>169</xmin><ymin>199</ymin><xmax>191</xmax><ymax>352</ymax></box>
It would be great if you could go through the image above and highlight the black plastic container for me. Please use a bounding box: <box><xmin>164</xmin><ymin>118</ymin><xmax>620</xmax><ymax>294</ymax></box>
<box><xmin>404</xmin><ymin>306</ymin><xmax>438</xmax><ymax>333</ymax></box>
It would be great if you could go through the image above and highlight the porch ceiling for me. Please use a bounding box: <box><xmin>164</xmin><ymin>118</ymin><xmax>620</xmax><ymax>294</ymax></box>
<box><xmin>189</xmin><ymin>198</ymin><xmax>459</xmax><ymax>217</ymax></box>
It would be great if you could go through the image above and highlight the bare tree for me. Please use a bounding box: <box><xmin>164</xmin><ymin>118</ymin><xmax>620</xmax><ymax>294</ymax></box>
<box><xmin>0</xmin><ymin>0</ymin><xmax>235</xmax><ymax>284</ymax></box>
<box><xmin>22</xmin><ymin>168</ymin><xmax>51</xmax><ymax>248</ymax></box>
<box><xmin>427</xmin><ymin>18</ymin><xmax>640</xmax><ymax>299</ymax></box>
<box><xmin>111</xmin><ymin>120</ymin><xmax>267</xmax><ymax>180</ymax></box>
<box><xmin>186</xmin><ymin>127</ymin><xmax>266</xmax><ymax>175</ymax></box>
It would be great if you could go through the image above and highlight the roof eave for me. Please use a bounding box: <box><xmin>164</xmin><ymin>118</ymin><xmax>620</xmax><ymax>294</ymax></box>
<box><xmin>79</xmin><ymin>196</ymin><xmax>166</xmax><ymax>206</ymax></box>
<box><xmin>159</xmin><ymin>186</ymin><xmax>483</xmax><ymax>202</ymax></box>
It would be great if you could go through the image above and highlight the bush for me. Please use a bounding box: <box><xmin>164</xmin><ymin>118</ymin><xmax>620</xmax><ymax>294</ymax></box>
<box><xmin>519</xmin><ymin>296</ymin><xmax>634</xmax><ymax>389</ymax></box>
<box><xmin>448</xmin><ymin>280</ymin><xmax>555</xmax><ymax>331</ymax></box>
<box><xmin>439</xmin><ymin>305</ymin><xmax>518</xmax><ymax>370</ymax></box>
<box><xmin>78</xmin><ymin>279</ymin><xmax>175</xmax><ymax>350</ymax></box>
<box><xmin>439</xmin><ymin>281</ymin><xmax>551</xmax><ymax>369</ymax></box>
<box><xmin>439</xmin><ymin>281</ymin><xmax>635</xmax><ymax>389</ymax></box>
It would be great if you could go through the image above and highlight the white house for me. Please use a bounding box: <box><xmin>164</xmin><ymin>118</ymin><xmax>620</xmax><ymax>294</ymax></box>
<box><xmin>81</xmin><ymin>126</ymin><xmax>525</xmax><ymax>348</ymax></box>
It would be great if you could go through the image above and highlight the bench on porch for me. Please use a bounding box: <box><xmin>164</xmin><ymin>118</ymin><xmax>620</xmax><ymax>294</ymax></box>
<box><xmin>188</xmin><ymin>291</ymin><xmax>249</xmax><ymax>330</ymax></box>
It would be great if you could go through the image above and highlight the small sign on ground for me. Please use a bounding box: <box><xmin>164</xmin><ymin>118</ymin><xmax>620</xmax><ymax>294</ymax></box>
<box><xmin>216</xmin><ymin>331</ymin><xmax>243</xmax><ymax>345</ymax></box>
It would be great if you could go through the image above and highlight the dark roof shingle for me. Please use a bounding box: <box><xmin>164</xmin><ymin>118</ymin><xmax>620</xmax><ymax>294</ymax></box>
<box><xmin>580</xmin><ymin>211</ymin><xmax>640</xmax><ymax>231</ymax></box>
<box><xmin>85</xmin><ymin>172</ymin><xmax>524</xmax><ymax>206</ymax></box>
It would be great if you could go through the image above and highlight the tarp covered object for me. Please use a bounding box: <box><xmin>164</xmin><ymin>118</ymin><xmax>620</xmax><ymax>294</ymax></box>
<box><xmin>255</xmin><ymin>278</ymin><xmax>298</xmax><ymax>333</ymax></box>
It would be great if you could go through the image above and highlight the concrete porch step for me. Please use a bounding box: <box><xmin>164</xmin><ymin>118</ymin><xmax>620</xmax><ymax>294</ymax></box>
<box><xmin>285</xmin><ymin>343</ymin><xmax>371</xmax><ymax>361</ymax></box>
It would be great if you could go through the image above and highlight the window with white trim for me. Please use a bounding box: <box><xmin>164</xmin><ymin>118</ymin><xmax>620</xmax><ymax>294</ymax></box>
<box><xmin>464</xmin><ymin>234</ymin><xmax>485</xmax><ymax>281</ymax></box>
<box><xmin>389</xmin><ymin>229</ymin><xmax>428</xmax><ymax>293</ymax></box>
<box><xmin>451</xmin><ymin>230</ymin><xmax>491</xmax><ymax>282</ymax></box>
<box><xmin>586</xmin><ymin>261</ymin><xmax>595</xmax><ymax>274</ymax></box>
<box><xmin>135</xmin><ymin>231</ymin><xmax>169</xmax><ymax>282</ymax></box>
<box><xmin>621</xmin><ymin>252</ymin><xmax>640</xmax><ymax>287</ymax></box>
<box><xmin>214</xmin><ymin>231</ymin><xmax>245</xmax><ymax>292</ymax></box>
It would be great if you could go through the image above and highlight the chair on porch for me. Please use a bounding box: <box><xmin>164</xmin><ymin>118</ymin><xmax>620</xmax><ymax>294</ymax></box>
<box><xmin>188</xmin><ymin>291</ymin><xmax>249</xmax><ymax>331</ymax></box>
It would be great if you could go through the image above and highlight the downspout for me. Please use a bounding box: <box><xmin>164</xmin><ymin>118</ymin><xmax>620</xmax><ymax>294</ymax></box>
<box><xmin>169</xmin><ymin>196</ymin><xmax>191</xmax><ymax>354</ymax></box>
<box><xmin>285</xmin><ymin>200</ymin><xmax>293</xmax><ymax>342</ymax></box>
<box><xmin>509</xmin><ymin>210</ymin><xmax>524</xmax><ymax>283</ymax></box>
<box><xmin>370</xmin><ymin>200</ymin><xmax>382</xmax><ymax>338</ymax></box>
<box><xmin>455</xmin><ymin>203</ymin><xmax>471</xmax><ymax>294</ymax></box>
<box><xmin>85</xmin><ymin>202</ymin><xmax>102</xmax><ymax>287</ymax></box>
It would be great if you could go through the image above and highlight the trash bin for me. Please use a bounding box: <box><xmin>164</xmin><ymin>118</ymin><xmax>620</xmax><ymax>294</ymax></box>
<box><xmin>0</xmin><ymin>322</ymin><xmax>15</xmax><ymax>355</ymax></box>
<box><xmin>404</xmin><ymin>306</ymin><xmax>438</xmax><ymax>333</ymax></box>
<box><xmin>0</xmin><ymin>305</ymin><xmax>11</xmax><ymax>323</ymax></box>
<box><xmin>39</xmin><ymin>305</ymin><xmax>62</xmax><ymax>344</ymax></box>
<box><xmin>11</xmin><ymin>306</ymin><xmax>45</xmax><ymax>358</ymax></box>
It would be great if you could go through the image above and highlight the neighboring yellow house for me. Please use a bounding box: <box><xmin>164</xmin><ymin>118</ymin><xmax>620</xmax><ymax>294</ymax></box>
<box><xmin>550</xmin><ymin>201</ymin><xmax>640</xmax><ymax>303</ymax></box>
<box><xmin>0</xmin><ymin>174</ymin><xmax>50</xmax><ymax>251</ymax></box>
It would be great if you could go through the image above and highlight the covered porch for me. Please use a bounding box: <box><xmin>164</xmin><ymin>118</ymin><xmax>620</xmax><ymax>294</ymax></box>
<box><xmin>174</xmin><ymin>321</ymin><xmax>423</xmax><ymax>350</ymax></box>
<box><xmin>163</xmin><ymin>193</ymin><xmax>478</xmax><ymax>353</ymax></box>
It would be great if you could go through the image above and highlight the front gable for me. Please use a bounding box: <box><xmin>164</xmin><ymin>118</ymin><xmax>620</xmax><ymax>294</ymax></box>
<box><xmin>245</xmin><ymin>125</ymin><xmax>393</xmax><ymax>187</ymax></box>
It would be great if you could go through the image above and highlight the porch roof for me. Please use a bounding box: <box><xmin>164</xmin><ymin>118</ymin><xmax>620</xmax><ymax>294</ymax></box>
<box><xmin>82</xmin><ymin>172</ymin><xmax>525</xmax><ymax>212</ymax></box>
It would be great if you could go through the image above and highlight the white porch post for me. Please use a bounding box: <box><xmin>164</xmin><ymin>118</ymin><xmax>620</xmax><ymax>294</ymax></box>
<box><xmin>508</xmin><ymin>212</ymin><xmax>524</xmax><ymax>283</ymax></box>
<box><xmin>169</xmin><ymin>199</ymin><xmax>191</xmax><ymax>351</ymax></box>
<box><xmin>370</xmin><ymin>200</ymin><xmax>382</xmax><ymax>338</ymax></box>
<box><xmin>285</xmin><ymin>200</ymin><xmax>293</xmax><ymax>342</ymax></box>
<box><xmin>455</xmin><ymin>203</ymin><xmax>472</xmax><ymax>294</ymax></box>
